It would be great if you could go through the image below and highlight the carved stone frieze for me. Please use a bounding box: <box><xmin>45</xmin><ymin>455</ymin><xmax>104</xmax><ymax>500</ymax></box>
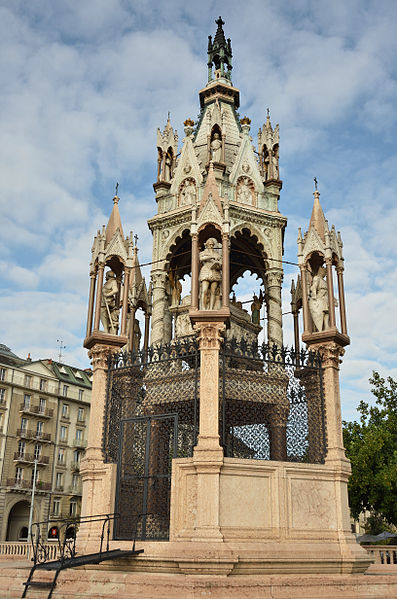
<box><xmin>193</xmin><ymin>322</ymin><xmax>225</xmax><ymax>350</ymax></box>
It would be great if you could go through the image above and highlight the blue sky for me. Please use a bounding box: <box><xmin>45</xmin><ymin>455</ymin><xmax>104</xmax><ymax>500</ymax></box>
<box><xmin>0</xmin><ymin>0</ymin><xmax>396</xmax><ymax>421</ymax></box>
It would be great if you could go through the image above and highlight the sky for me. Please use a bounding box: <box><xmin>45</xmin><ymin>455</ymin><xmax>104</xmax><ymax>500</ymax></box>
<box><xmin>0</xmin><ymin>0</ymin><xmax>396</xmax><ymax>421</ymax></box>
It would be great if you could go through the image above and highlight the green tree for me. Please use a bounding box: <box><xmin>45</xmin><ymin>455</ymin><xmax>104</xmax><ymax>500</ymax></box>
<box><xmin>343</xmin><ymin>372</ymin><xmax>397</xmax><ymax>531</ymax></box>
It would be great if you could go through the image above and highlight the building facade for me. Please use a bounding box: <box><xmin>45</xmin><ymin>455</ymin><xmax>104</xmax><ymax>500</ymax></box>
<box><xmin>0</xmin><ymin>344</ymin><xmax>91</xmax><ymax>541</ymax></box>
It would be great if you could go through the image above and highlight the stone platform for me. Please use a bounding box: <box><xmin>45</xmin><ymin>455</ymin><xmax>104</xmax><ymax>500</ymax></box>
<box><xmin>1</xmin><ymin>560</ymin><xmax>397</xmax><ymax>599</ymax></box>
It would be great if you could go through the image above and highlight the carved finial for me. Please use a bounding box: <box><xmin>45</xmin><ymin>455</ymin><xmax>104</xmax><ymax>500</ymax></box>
<box><xmin>314</xmin><ymin>177</ymin><xmax>318</xmax><ymax>191</ymax></box>
<box><xmin>216</xmin><ymin>15</ymin><xmax>225</xmax><ymax>28</ymax></box>
<box><xmin>167</xmin><ymin>111</ymin><xmax>171</xmax><ymax>121</ymax></box>
<box><xmin>134</xmin><ymin>233</ymin><xmax>139</xmax><ymax>247</ymax></box>
<box><xmin>115</xmin><ymin>182</ymin><xmax>119</xmax><ymax>197</ymax></box>
<box><xmin>267</xmin><ymin>107</ymin><xmax>270</xmax><ymax>118</ymax></box>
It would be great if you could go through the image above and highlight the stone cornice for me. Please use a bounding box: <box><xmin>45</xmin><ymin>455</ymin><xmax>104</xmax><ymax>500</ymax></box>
<box><xmin>229</xmin><ymin>204</ymin><xmax>287</xmax><ymax>228</ymax></box>
<box><xmin>148</xmin><ymin>208</ymin><xmax>193</xmax><ymax>231</ymax></box>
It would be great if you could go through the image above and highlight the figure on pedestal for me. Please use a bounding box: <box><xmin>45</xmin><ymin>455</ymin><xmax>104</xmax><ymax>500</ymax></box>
<box><xmin>100</xmin><ymin>270</ymin><xmax>119</xmax><ymax>334</ymax></box>
<box><xmin>169</xmin><ymin>270</ymin><xmax>182</xmax><ymax>306</ymax></box>
<box><xmin>251</xmin><ymin>291</ymin><xmax>263</xmax><ymax>325</ymax></box>
<box><xmin>199</xmin><ymin>238</ymin><xmax>222</xmax><ymax>310</ymax></box>
<box><xmin>180</xmin><ymin>179</ymin><xmax>196</xmax><ymax>206</ymax></box>
<box><xmin>237</xmin><ymin>177</ymin><xmax>252</xmax><ymax>204</ymax></box>
<box><xmin>308</xmin><ymin>266</ymin><xmax>329</xmax><ymax>332</ymax></box>
<box><xmin>210</xmin><ymin>133</ymin><xmax>222</xmax><ymax>162</ymax></box>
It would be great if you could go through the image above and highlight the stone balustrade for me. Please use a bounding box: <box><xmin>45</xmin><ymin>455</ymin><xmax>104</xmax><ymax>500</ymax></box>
<box><xmin>0</xmin><ymin>542</ymin><xmax>58</xmax><ymax>561</ymax></box>
<box><xmin>365</xmin><ymin>545</ymin><xmax>397</xmax><ymax>565</ymax></box>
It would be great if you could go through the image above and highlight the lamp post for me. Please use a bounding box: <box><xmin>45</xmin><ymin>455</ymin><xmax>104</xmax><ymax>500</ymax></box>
<box><xmin>27</xmin><ymin>459</ymin><xmax>38</xmax><ymax>544</ymax></box>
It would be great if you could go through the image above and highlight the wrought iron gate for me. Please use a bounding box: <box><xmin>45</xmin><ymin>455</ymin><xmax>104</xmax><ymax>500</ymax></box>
<box><xmin>114</xmin><ymin>413</ymin><xmax>178</xmax><ymax>541</ymax></box>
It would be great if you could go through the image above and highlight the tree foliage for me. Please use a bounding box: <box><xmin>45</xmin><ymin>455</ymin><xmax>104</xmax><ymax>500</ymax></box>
<box><xmin>343</xmin><ymin>372</ymin><xmax>397</xmax><ymax>529</ymax></box>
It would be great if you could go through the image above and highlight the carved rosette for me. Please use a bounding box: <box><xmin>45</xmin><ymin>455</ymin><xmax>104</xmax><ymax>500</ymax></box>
<box><xmin>193</xmin><ymin>322</ymin><xmax>225</xmax><ymax>350</ymax></box>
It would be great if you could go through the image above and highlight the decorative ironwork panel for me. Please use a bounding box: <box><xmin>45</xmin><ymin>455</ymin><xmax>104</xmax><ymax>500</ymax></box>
<box><xmin>220</xmin><ymin>340</ymin><xmax>326</xmax><ymax>464</ymax></box>
<box><xmin>104</xmin><ymin>337</ymin><xmax>199</xmax><ymax>463</ymax></box>
<box><xmin>115</xmin><ymin>414</ymin><xmax>177</xmax><ymax>541</ymax></box>
<box><xmin>106</xmin><ymin>338</ymin><xmax>199</xmax><ymax>541</ymax></box>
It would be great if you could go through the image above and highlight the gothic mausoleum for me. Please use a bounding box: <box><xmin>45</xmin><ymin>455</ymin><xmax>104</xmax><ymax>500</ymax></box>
<box><xmin>16</xmin><ymin>16</ymin><xmax>397</xmax><ymax>599</ymax></box>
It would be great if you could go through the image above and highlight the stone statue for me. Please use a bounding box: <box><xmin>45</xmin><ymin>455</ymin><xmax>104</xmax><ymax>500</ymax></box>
<box><xmin>180</xmin><ymin>179</ymin><xmax>196</xmax><ymax>206</ymax></box>
<box><xmin>271</xmin><ymin>149</ymin><xmax>279</xmax><ymax>179</ymax></box>
<box><xmin>199</xmin><ymin>238</ymin><xmax>222</xmax><ymax>310</ymax></box>
<box><xmin>169</xmin><ymin>270</ymin><xmax>182</xmax><ymax>306</ymax></box>
<box><xmin>309</xmin><ymin>267</ymin><xmax>329</xmax><ymax>332</ymax></box>
<box><xmin>251</xmin><ymin>291</ymin><xmax>263</xmax><ymax>325</ymax></box>
<box><xmin>100</xmin><ymin>270</ymin><xmax>119</xmax><ymax>334</ymax></box>
<box><xmin>175</xmin><ymin>295</ymin><xmax>194</xmax><ymax>338</ymax></box>
<box><xmin>210</xmin><ymin>133</ymin><xmax>222</xmax><ymax>162</ymax></box>
<box><xmin>133</xmin><ymin>318</ymin><xmax>141</xmax><ymax>352</ymax></box>
<box><xmin>237</xmin><ymin>178</ymin><xmax>252</xmax><ymax>204</ymax></box>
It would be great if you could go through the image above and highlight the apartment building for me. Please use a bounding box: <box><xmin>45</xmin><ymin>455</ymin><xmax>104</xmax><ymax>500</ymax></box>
<box><xmin>0</xmin><ymin>344</ymin><xmax>91</xmax><ymax>541</ymax></box>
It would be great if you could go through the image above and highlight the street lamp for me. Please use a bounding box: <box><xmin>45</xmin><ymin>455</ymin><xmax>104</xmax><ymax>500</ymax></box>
<box><xmin>27</xmin><ymin>459</ymin><xmax>38</xmax><ymax>544</ymax></box>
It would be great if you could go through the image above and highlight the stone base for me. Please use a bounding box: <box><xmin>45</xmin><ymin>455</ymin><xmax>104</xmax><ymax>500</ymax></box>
<box><xmin>1</xmin><ymin>561</ymin><xmax>397</xmax><ymax>599</ymax></box>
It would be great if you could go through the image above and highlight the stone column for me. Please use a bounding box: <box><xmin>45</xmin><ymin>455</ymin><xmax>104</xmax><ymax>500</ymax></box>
<box><xmin>86</xmin><ymin>272</ymin><xmax>96</xmax><ymax>338</ymax></box>
<box><xmin>300</xmin><ymin>265</ymin><xmax>311</xmax><ymax>335</ymax></box>
<box><xmin>265</xmin><ymin>269</ymin><xmax>283</xmax><ymax>346</ymax></box>
<box><xmin>93</xmin><ymin>264</ymin><xmax>104</xmax><ymax>331</ymax></box>
<box><xmin>325</xmin><ymin>259</ymin><xmax>336</xmax><ymax>328</ymax></box>
<box><xmin>143</xmin><ymin>313</ymin><xmax>150</xmax><ymax>352</ymax></box>
<box><xmin>190</xmin><ymin>320</ymin><xmax>225</xmax><ymax>542</ymax></box>
<box><xmin>120</xmin><ymin>267</ymin><xmax>130</xmax><ymax>336</ymax></box>
<box><xmin>150</xmin><ymin>272</ymin><xmax>167</xmax><ymax>346</ymax></box>
<box><xmin>336</xmin><ymin>266</ymin><xmax>348</xmax><ymax>335</ymax></box>
<box><xmin>79</xmin><ymin>344</ymin><xmax>117</xmax><ymax>553</ymax></box>
<box><xmin>128</xmin><ymin>306</ymin><xmax>136</xmax><ymax>351</ymax></box>
<box><xmin>221</xmin><ymin>233</ymin><xmax>229</xmax><ymax>309</ymax></box>
<box><xmin>191</xmin><ymin>233</ymin><xmax>199</xmax><ymax>310</ymax></box>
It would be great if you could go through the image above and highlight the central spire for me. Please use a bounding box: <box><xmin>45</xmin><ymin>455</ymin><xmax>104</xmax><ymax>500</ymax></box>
<box><xmin>207</xmin><ymin>16</ymin><xmax>233</xmax><ymax>83</ymax></box>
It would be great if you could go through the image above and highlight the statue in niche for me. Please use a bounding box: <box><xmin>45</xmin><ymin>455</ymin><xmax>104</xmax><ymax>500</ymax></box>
<box><xmin>237</xmin><ymin>177</ymin><xmax>253</xmax><ymax>204</ymax></box>
<box><xmin>100</xmin><ymin>270</ymin><xmax>119</xmax><ymax>334</ymax></box>
<box><xmin>251</xmin><ymin>291</ymin><xmax>264</xmax><ymax>325</ymax></box>
<box><xmin>199</xmin><ymin>238</ymin><xmax>222</xmax><ymax>310</ymax></box>
<box><xmin>210</xmin><ymin>133</ymin><xmax>222</xmax><ymax>162</ymax></box>
<box><xmin>175</xmin><ymin>295</ymin><xmax>194</xmax><ymax>338</ymax></box>
<box><xmin>169</xmin><ymin>269</ymin><xmax>182</xmax><ymax>306</ymax></box>
<box><xmin>180</xmin><ymin>179</ymin><xmax>196</xmax><ymax>206</ymax></box>
<box><xmin>132</xmin><ymin>318</ymin><xmax>141</xmax><ymax>352</ymax></box>
<box><xmin>271</xmin><ymin>148</ymin><xmax>279</xmax><ymax>179</ymax></box>
<box><xmin>309</xmin><ymin>267</ymin><xmax>329</xmax><ymax>332</ymax></box>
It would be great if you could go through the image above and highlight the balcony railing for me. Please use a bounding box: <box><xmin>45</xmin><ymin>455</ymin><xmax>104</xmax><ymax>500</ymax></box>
<box><xmin>69</xmin><ymin>483</ymin><xmax>82</xmax><ymax>494</ymax></box>
<box><xmin>19</xmin><ymin>403</ymin><xmax>54</xmax><ymax>418</ymax></box>
<box><xmin>70</xmin><ymin>462</ymin><xmax>80</xmax><ymax>472</ymax></box>
<box><xmin>13</xmin><ymin>452</ymin><xmax>49</xmax><ymax>465</ymax></box>
<box><xmin>17</xmin><ymin>429</ymin><xmax>51</xmax><ymax>442</ymax></box>
<box><xmin>6</xmin><ymin>478</ymin><xmax>51</xmax><ymax>491</ymax></box>
<box><xmin>73</xmin><ymin>439</ymin><xmax>87</xmax><ymax>448</ymax></box>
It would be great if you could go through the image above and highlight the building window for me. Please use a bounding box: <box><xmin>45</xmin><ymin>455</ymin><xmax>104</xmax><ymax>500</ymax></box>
<box><xmin>16</xmin><ymin>467</ymin><xmax>23</xmax><ymax>483</ymax></box>
<box><xmin>36</xmin><ymin>421</ymin><xmax>43</xmax><ymax>436</ymax></box>
<box><xmin>63</xmin><ymin>385</ymin><xmax>68</xmax><ymax>397</ymax></box>
<box><xmin>31</xmin><ymin>469</ymin><xmax>39</xmax><ymax>485</ymax></box>
<box><xmin>75</xmin><ymin>429</ymin><xmax>83</xmax><ymax>441</ymax></box>
<box><xmin>78</xmin><ymin>389</ymin><xmax>84</xmax><ymax>401</ymax></box>
<box><xmin>53</xmin><ymin>499</ymin><xmax>60</xmax><ymax>516</ymax></box>
<box><xmin>73</xmin><ymin>450</ymin><xmax>81</xmax><ymax>464</ymax></box>
<box><xmin>24</xmin><ymin>375</ymin><xmax>32</xmax><ymax>388</ymax></box>
<box><xmin>69</xmin><ymin>501</ymin><xmax>77</xmax><ymax>517</ymax></box>
<box><xmin>62</xmin><ymin>403</ymin><xmax>69</xmax><ymax>418</ymax></box>
<box><xmin>0</xmin><ymin>387</ymin><xmax>5</xmax><ymax>402</ymax></box>
<box><xmin>77</xmin><ymin>407</ymin><xmax>84</xmax><ymax>422</ymax></box>
<box><xmin>39</xmin><ymin>378</ymin><xmax>47</xmax><ymax>391</ymax></box>
<box><xmin>20</xmin><ymin>417</ymin><xmax>28</xmax><ymax>433</ymax></box>
<box><xmin>23</xmin><ymin>394</ymin><xmax>31</xmax><ymax>409</ymax></box>
<box><xmin>34</xmin><ymin>444</ymin><xmax>41</xmax><ymax>460</ymax></box>
<box><xmin>60</xmin><ymin>426</ymin><xmax>68</xmax><ymax>442</ymax></box>
<box><xmin>39</xmin><ymin>398</ymin><xmax>46</xmax><ymax>414</ymax></box>
<box><xmin>55</xmin><ymin>472</ymin><xmax>63</xmax><ymax>490</ymax></box>
<box><xmin>0</xmin><ymin>367</ymin><xmax>6</xmax><ymax>381</ymax></box>
<box><xmin>72</xmin><ymin>473</ymin><xmax>79</xmax><ymax>489</ymax></box>
<box><xmin>18</xmin><ymin>441</ymin><xmax>26</xmax><ymax>457</ymax></box>
<box><xmin>58</xmin><ymin>448</ymin><xmax>65</xmax><ymax>464</ymax></box>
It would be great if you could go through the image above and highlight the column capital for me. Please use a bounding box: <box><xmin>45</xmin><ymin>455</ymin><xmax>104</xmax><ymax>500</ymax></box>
<box><xmin>88</xmin><ymin>343</ymin><xmax>117</xmax><ymax>371</ymax></box>
<box><xmin>150</xmin><ymin>271</ymin><xmax>167</xmax><ymax>289</ymax></box>
<box><xmin>193</xmin><ymin>321</ymin><xmax>225</xmax><ymax>350</ymax></box>
<box><xmin>265</xmin><ymin>269</ymin><xmax>283</xmax><ymax>286</ymax></box>
<box><xmin>314</xmin><ymin>341</ymin><xmax>345</xmax><ymax>369</ymax></box>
